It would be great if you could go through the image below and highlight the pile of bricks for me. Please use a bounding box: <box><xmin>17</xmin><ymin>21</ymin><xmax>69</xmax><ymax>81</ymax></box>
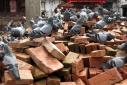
<box><xmin>0</xmin><ymin>19</ymin><xmax>127</xmax><ymax>85</ymax></box>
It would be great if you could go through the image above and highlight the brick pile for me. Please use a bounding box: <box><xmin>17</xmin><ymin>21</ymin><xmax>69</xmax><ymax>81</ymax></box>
<box><xmin>0</xmin><ymin>20</ymin><xmax>127</xmax><ymax>85</ymax></box>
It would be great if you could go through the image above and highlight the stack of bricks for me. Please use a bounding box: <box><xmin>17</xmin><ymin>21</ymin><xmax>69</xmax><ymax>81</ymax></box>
<box><xmin>0</xmin><ymin>36</ymin><xmax>126</xmax><ymax>85</ymax></box>
<box><xmin>1</xmin><ymin>20</ymin><xmax>127</xmax><ymax>85</ymax></box>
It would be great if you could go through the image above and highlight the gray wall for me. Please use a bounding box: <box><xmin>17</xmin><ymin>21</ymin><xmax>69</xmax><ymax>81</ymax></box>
<box><xmin>25</xmin><ymin>0</ymin><xmax>41</xmax><ymax>19</ymax></box>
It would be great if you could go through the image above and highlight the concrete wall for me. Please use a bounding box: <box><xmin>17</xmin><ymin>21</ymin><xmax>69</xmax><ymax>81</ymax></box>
<box><xmin>25</xmin><ymin>0</ymin><xmax>41</xmax><ymax>19</ymax></box>
<box><xmin>113</xmin><ymin>0</ymin><xmax>127</xmax><ymax>16</ymax></box>
<box><xmin>121</xmin><ymin>0</ymin><xmax>127</xmax><ymax>5</ymax></box>
<box><xmin>44</xmin><ymin>0</ymin><xmax>61</xmax><ymax>17</ymax></box>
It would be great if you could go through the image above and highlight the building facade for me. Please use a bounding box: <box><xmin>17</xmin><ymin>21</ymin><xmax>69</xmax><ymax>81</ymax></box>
<box><xmin>0</xmin><ymin>0</ymin><xmax>61</xmax><ymax>19</ymax></box>
<box><xmin>120</xmin><ymin>0</ymin><xmax>127</xmax><ymax>16</ymax></box>
<box><xmin>113</xmin><ymin>0</ymin><xmax>127</xmax><ymax>16</ymax></box>
<box><xmin>26</xmin><ymin>0</ymin><xmax>61</xmax><ymax>19</ymax></box>
<box><xmin>0</xmin><ymin>0</ymin><xmax>62</xmax><ymax>28</ymax></box>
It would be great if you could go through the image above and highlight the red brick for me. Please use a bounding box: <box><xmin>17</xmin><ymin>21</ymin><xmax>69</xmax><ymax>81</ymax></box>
<box><xmin>90</xmin><ymin>50</ymin><xmax>106</xmax><ymax>57</ymax></box>
<box><xmin>68</xmin><ymin>42</ymin><xmax>76</xmax><ymax>52</ymax></box>
<box><xmin>17</xmin><ymin>59</ymin><xmax>33</xmax><ymax>71</ymax></box>
<box><xmin>72</xmin><ymin>58</ymin><xmax>84</xmax><ymax>75</ymax></box>
<box><xmin>15</xmin><ymin>52</ymin><xmax>31</xmax><ymax>62</ymax></box>
<box><xmin>115</xmin><ymin>79</ymin><xmax>127</xmax><ymax>85</ymax></box>
<box><xmin>79</xmin><ymin>68</ymin><xmax>89</xmax><ymax>85</ymax></box>
<box><xmin>34</xmin><ymin>80</ymin><xmax>46</xmax><ymax>85</ymax></box>
<box><xmin>80</xmin><ymin>44</ymin><xmax>86</xmax><ymax>54</ymax></box>
<box><xmin>4</xmin><ymin>70</ymin><xmax>33</xmax><ymax>85</ymax></box>
<box><xmin>55</xmin><ymin>43</ymin><xmax>69</xmax><ymax>54</ymax></box>
<box><xmin>60</xmin><ymin>68</ymin><xmax>72</xmax><ymax>81</ymax></box>
<box><xmin>74</xmin><ymin>36</ymin><xmax>89</xmax><ymax>44</ymax></box>
<box><xmin>29</xmin><ymin>37</ymin><xmax>55</xmax><ymax>47</ymax></box>
<box><xmin>63</xmin><ymin>52</ymin><xmax>79</xmax><ymax>67</ymax></box>
<box><xmin>85</xmin><ymin>44</ymin><xmax>93</xmax><ymax>54</ymax></box>
<box><xmin>79</xmin><ymin>54</ymin><xmax>90</xmax><ymax>67</ymax></box>
<box><xmin>70</xmin><ymin>36</ymin><xmax>76</xmax><ymax>42</ymax></box>
<box><xmin>118</xmin><ymin>64</ymin><xmax>127</xmax><ymax>79</ymax></box>
<box><xmin>105</xmin><ymin>40</ymin><xmax>126</xmax><ymax>46</ymax></box>
<box><xmin>89</xmin><ymin>68</ymin><xmax>103</xmax><ymax>78</ymax></box>
<box><xmin>99</xmin><ymin>44</ymin><xmax>106</xmax><ymax>50</ymax></box>
<box><xmin>80</xmin><ymin>27</ymin><xmax>86</xmax><ymax>35</ymax></box>
<box><xmin>9</xmin><ymin>38</ymin><xmax>30</xmax><ymax>49</ymax></box>
<box><xmin>16</xmin><ymin>70</ymin><xmax>33</xmax><ymax>84</ymax></box>
<box><xmin>76</xmin><ymin>78</ymin><xmax>86</xmax><ymax>85</ymax></box>
<box><xmin>18</xmin><ymin>59</ymin><xmax>47</xmax><ymax>79</ymax></box>
<box><xmin>26</xmin><ymin>47</ymin><xmax>63</xmax><ymax>74</ymax></box>
<box><xmin>42</xmin><ymin>39</ymin><xmax>65</xmax><ymax>61</ymax></box>
<box><xmin>68</xmin><ymin>43</ymin><xmax>80</xmax><ymax>53</ymax></box>
<box><xmin>47</xmin><ymin>76</ymin><xmax>60</xmax><ymax>85</ymax></box>
<box><xmin>72</xmin><ymin>68</ymin><xmax>89</xmax><ymax>85</ymax></box>
<box><xmin>60</xmin><ymin>82</ymin><xmax>76</xmax><ymax>85</ymax></box>
<box><xmin>85</xmin><ymin>43</ymin><xmax>99</xmax><ymax>54</ymax></box>
<box><xmin>88</xmin><ymin>68</ymin><xmax>123</xmax><ymax>85</ymax></box>
<box><xmin>89</xmin><ymin>56</ymin><xmax>112</xmax><ymax>68</ymax></box>
<box><xmin>31</xmin><ymin>67</ymin><xmax>47</xmax><ymax>79</ymax></box>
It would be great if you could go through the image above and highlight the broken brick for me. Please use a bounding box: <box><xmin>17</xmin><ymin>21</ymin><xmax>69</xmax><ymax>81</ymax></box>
<box><xmin>80</xmin><ymin>44</ymin><xmax>86</xmax><ymax>54</ymax></box>
<box><xmin>115</xmin><ymin>79</ymin><xmax>127</xmax><ymax>85</ymax></box>
<box><xmin>9</xmin><ymin>38</ymin><xmax>30</xmax><ymax>49</ymax></box>
<box><xmin>29</xmin><ymin>37</ymin><xmax>55</xmax><ymax>47</ymax></box>
<box><xmin>89</xmin><ymin>56</ymin><xmax>112</xmax><ymax>68</ymax></box>
<box><xmin>31</xmin><ymin>67</ymin><xmax>47</xmax><ymax>79</ymax></box>
<box><xmin>42</xmin><ymin>39</ymin><xmax>65</xmax><ymax>61</ymax></box>
<box><xmin>72</xmin><ymin>68</ymin><xmax>89</xmax><ymax>85</ymax></box>
<box><xmin>55</xmin><ymin>43</ymin><xmax>69</xmax><ymax>55</ymax></box>
<box><xmin>88</xmin><ymin>68</ymin><xmax>123</xmax><ymax>85</ymax></box>
<box><xmin>78</xmin><ymin>68</ymin><xmax>89</xmax><ymax>85</ymax></box>
<box><xmin>99</xmin><ymin>44</ymin><xmax>106</xmax><ymax>50</ymax></box>
<box><xmin>79</xmin><ymin>54</ymin><xmax>90</xmax><ymax>67</ymax></box>
<box><xmin>76</xmin><ymin>78</ymin><xmax>86</xmax><ymax>85</ymax></box>
<box><xmin>26</xmin><ymin>46</ymin><xmax>63</xmax><ymax>74</ymax></box>
<box><xmin>72</xmin><ymin>58</ymin><xmax>84</xmax><ymax>75</ymax></box>
<box><xmin>60</xmin><ymin>82</ymin><xmax>76</xmax><ymax>85</ymax></box>
<box><xmin>15</xmin><ymin>52</ymin><xmax>31</xmax><ymax>63</ymax></box>
<box><xmin>59</xmin><ymin>68</ymin><xmax>72</xmax><ymax>81</ymax></box>
<box><xmin>4</xmin><ymin>70</ymin><xmax>33</xmax><ymax>85</ymax></box>
<box><xmin>89</xmin><ymin>68</ymin><xmax>103</xmax><ymax>78</ymax></box>
<box><xmin>63</xmin><ymin>52</ymin><xmax>79</xmax><ymax>67</ymax></box>
<box><xmin>17</xmin><ymin>59</ymin><xmax>33</xmax><ymax>71</ymax></box>
<box><xmin>105</xmin><ymin>46</ymin><xmax>117</xmax><ymax>56</ymax></box>
<box><xmin>90</xmin><ymin>50</ymin><xmax>106</xmax><ymax>57</ymax></box>
<box><xmin>34</xmin><ymin>80</ymin><xmax>46</xmax><ymax>85</ymax></box>
<box><xmin>47</xmin><ymin>76</ymin><xmax>60</xmax><ymax>85</ymax></box>
<box><xmin>70</xmin><ymin>35</ymin><xmax>89</xmax><ymax>44</ymax></box>
<box><xmin>85</xmin><ymin>43</ymin><xmax>100</xmax><ymax>54</ymax></box>
<box><xmin>118</xmin><ymin>64</ymin><xmax>127</xmax><ymax>79</ymax></box>
<box><xmin>68</xmin><ymin>43</ymin><xmax>80</xmax><ymax>53</ymax></box>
